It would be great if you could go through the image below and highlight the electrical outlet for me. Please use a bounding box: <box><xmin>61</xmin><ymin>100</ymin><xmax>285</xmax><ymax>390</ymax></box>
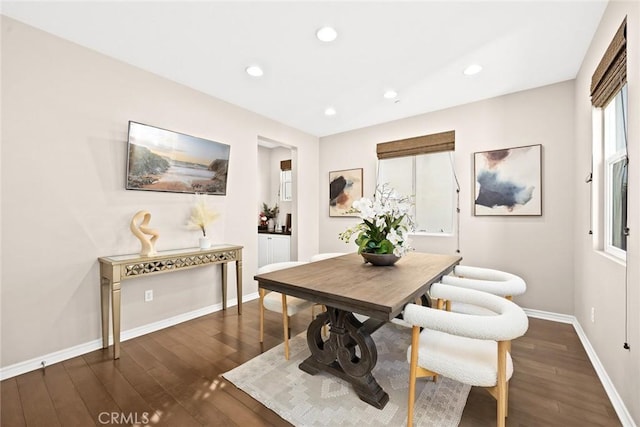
<box><xmin>145</xmin><ymin>290</ymin><xmax>153</xmax><ymax>302</ymax></box>
<box><xmin>591</xmin><ymin>307</ymin><xmax>595</xmax><ymax>323</ymax></box>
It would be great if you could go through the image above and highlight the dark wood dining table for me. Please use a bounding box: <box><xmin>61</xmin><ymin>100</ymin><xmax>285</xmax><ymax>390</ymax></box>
<box><xmin>253</xmin><ymin>251</ymin><xmax>461</xmax><ymax>409</ymax></box>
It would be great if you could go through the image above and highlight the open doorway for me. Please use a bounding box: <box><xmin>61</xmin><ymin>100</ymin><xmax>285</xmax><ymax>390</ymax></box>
<box><xmin>257</xmin><ymin>137</ymin><xmax>297</xmax><ymax>266</ymax></box>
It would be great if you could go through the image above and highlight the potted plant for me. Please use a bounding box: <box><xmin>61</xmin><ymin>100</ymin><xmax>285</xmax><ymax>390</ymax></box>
<box><xmin>260</xmin><ymin>202</ymin><xmax>279</xmax><ymax>231</ymax></box>
<box><xmin>339</xmin><ymin>184</ymin><xmax>414</xmax><ymax>265</ymax></box>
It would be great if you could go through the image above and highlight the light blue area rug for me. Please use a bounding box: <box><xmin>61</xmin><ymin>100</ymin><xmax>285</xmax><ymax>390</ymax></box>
<box><xmin>223</xmin><ymin>323</ymin><xmax>470</xmax><ymax>426</ymax></box>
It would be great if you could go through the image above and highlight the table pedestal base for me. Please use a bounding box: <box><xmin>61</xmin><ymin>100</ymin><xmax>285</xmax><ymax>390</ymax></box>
<box><xmin>299</xmin><ymin>307</ymin><xmax>389</xmax><ymax>409</ymax></box>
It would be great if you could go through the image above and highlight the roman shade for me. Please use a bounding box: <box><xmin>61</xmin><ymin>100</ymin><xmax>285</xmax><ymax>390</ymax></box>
<box><xmin>376</xmin><ymin>130</ymin><xmax>455</xmax><ymax>159</ymax></box>
<box><xmin>591</xmin><ymin>17</ymin><xmax>627</xmax><ymax>108</ymax></box>
<box><xmin>280</xmin><ymin>159</ymin><xmax>292</xmax><ymax>171</ymax></box>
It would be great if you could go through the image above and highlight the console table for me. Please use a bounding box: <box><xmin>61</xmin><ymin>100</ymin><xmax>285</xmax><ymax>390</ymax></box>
<box><xmin>99</xmin><ymin>244</ymin><xmax>243</xmax><ymax>359</ymax></box>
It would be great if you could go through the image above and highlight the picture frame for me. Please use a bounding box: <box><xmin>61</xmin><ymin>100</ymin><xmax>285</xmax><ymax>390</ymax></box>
<box><xmin>474</xmin><ymin>144</ymin><xmax>542</xmax><ymax>216</ymax></box>
<box><xmin>329</xmin><ymin>168</ymin><xmax>363</xmax><ymax>217</ymax></box>
<box><xmin>126</xmin><ymin>121</ymin><xmax>231</xmax><ymax>195</ymax></box>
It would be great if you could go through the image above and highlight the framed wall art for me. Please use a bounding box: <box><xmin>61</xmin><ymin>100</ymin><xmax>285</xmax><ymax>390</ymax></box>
<box><xmin>126</xmin><ymin>121</ymin><xmax>231</xmax><ymax>195</ymax></box>
<box><xmin>329</xmin><ymin>168</ymin><xmax>363</xmax><ymax>217</ymax></box>
<box><xmin>474</xmin><ymin>144</ymin><xmax>542</xmax><ymax>216</ymax></box>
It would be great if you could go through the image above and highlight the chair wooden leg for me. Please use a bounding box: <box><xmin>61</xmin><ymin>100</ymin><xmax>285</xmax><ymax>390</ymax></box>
<box><xmin>259</xmin><ymin>288</ymin><xmax>266</xmax><ymax>343</ymax></box>
<box><xmin>407</xmin><ymin>326</ymin><xmax>420</xmax><ymax>427</ymax></box>
<box><xmin>281</xmin><ymin>294</ymin><xmax>290</xmax><ymax>360</ymax></box>
<box><xmin>505</xmin><ymin>379</ymin><xmax>509</xmax><ymax>417</ymax></box>
<box><xmin>497</xmin><ymin>341</ymin><xmax>508</xmax><ymax>427</ymax></box>
<box><xmin>445</xmin><ymin>300</ymin><xmax>452</xmax><ymax>311</ymax></box>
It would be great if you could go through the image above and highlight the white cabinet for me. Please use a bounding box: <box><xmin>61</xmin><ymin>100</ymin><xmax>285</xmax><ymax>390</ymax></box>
<box><xmin>258</xmin><ymin>233</ymin><xmax>290</xmax><ymax>267</ymax></box>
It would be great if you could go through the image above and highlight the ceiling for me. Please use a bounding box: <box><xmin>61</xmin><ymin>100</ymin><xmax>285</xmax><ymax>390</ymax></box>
<box><xmin>1</xmin><ymin>1</ymin><xmax>608</xmax><ymax>137</ymax></box>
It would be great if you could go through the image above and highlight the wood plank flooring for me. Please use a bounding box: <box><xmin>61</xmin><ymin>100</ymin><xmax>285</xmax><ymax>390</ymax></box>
<box><xmin>1</xmin><ymin>300</ymin><xmax>621</xmax><ymax>426</ymax></box>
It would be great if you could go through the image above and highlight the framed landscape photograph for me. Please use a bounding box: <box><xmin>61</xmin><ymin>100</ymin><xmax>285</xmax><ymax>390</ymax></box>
<box><xmin>474</xmin><ymin>144</ymin><xmax>542</xmax><ymax>216</ymax></box>
<box><xmin>329</xmin><ymin>168</ymin><xmax>363</xmax><ymax>217</ymax></box>
<box><xmin>126</xmin><ymin>121</ymin><xmax>230</xmax><ymax>195</ymax></box>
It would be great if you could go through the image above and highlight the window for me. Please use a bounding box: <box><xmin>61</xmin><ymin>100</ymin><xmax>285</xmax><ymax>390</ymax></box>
<box><xmin>280</xmin><ymin>170</ymin><xmax>292</xmax><ymax>201</ymax></box>
<box><xmin>376</xmin><ymin>131</ymin><xmax>456</xmax><ymax>235</ymax></box>
<box><xmin>280</xmin><ymin>159</ymin><xmax>292</xmax><ymax>201</ymax></box>
<box><xmin>603</xmin><ymin>85</ymin><xmax>628</xmax><ymax>256</ymax></box>
<box><xmin>378</xmin><ymin>152</ymin><xmax>456</xmax><ymax>234</ymax></box>
<box><xmin>590</xmin><ymin>17</ymin><xmax>627</xmax><ymax>259</ymax></box>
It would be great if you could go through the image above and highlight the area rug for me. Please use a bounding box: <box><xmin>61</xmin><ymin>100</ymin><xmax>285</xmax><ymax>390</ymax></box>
<box><xmin>223</xmin><ymin>323</ymin><xmax>470</xmax><ymax>426</ymax></box>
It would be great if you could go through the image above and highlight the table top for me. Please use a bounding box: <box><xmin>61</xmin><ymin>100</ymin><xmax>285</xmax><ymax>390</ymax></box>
<box><xmin>254</xmin><ymin>252</ymin><xmax>461</xmax><ymax>321</ymax></box>
<box><xmin>99</xmin><ymin>244</ymin><xmax>243</xmax><ymax>264</ymax></box>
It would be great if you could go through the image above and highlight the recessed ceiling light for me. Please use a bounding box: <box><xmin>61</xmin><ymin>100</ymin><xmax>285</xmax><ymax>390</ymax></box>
<box><xmin>383</xmin><ymin>90</ymin><xmax>398</xmax><ymax>99</ymax></box>
<box><xmin>324</xmin><ymin>107</ymin><xmax>336</xmax><ymax>116</ymax></box>
<box><xmin>245</xmin><ymin>65</ymin><xmax>264</xmax><ymax>77</ymax></box>
<box><xmin>463</xmin><ymin>64</ymin><xmax>483</xmax><ymax>76</ymax></box>
<box><xmin>316</xmin><ymin>26</ymin><xmax>338</xmax><ymax>42</ymax></box>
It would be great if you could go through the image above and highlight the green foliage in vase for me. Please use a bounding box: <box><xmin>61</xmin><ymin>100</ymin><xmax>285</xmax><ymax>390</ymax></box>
<box><xmin>261</xmin><ymin>203</ymin><xmax>280</xmax><ymax>220</ymax></box>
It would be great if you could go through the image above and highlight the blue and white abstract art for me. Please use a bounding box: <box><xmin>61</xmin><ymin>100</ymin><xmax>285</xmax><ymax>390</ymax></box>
<box><xmin>474</xmin><ymin>144</ymin><xmax>542</xmax><ymax>216</ymax></box>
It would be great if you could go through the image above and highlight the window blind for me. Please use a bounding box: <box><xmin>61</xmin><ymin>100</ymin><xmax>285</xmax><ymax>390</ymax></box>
<box><xmin>376</xmin><ymin>130</ymin><xmax>455</xmax><ymax>159</ymax></box>
<box><xmin>591</xmin><ymin>17</ymin><xmax>627</xmax><ymax>108</ymax></box>
<box><xmin>280</xmin><ymin>159</ymin><xmax>292</xmax><ymax>171</ymax></box>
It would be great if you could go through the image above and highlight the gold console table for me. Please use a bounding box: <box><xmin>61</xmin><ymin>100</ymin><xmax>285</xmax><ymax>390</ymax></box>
<box><xmin>99</xmin><ymin>244</ymin><xmax>243</xmax><ymax>359</ymax></box>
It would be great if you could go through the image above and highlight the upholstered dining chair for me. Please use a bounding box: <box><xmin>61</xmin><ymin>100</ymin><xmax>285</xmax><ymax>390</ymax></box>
<box><xmin>404</xmin><ymin>283</ymin><xmax>529</xmax><ymax>427</ymax></box>
<box><xmin>308</xmin><ymin>252</ymin><xmax>346</xmax><ymax>262</ymax></box>
<box><xmin>437</xmin><ymin>265</ymin><xmax>526</xmax><ymax>314</ymax></box>
<box><xmin>257</xmin><ymin>261</ymin><xmax>314</xmax><ymax>360</ymax></box>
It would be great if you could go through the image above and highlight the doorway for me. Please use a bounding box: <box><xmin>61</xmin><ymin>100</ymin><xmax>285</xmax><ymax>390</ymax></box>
<box><xmin>257</xmin><ymin>137</ymin><xmax>298</xmax><ymax>263</ymax></box>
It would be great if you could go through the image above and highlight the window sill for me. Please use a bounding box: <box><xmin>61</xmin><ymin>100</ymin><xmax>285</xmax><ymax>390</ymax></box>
<box><xmin>594</xmin><ymin>249</ymin><xmax>626</xmax><ymax>267</ymax></box>
<box><xmin>410</xmin><ymin>231</ymin><xmax>454</xmax><ymax>238</ymax></box>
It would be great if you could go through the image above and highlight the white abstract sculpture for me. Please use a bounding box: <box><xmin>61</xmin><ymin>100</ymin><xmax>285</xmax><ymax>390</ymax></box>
<box><xmin>130</xmin><ymin>210</ymin><xmax>159</xmax><ymax>256</ymax></box>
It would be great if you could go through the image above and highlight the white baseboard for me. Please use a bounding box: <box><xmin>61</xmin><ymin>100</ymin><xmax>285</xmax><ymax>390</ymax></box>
<box><xmin>0</xmin><ymin>293</ymin><xmax>260</xmax><ymax>381</ymax></box>
<box><xmin>524</xmin><ymin>307</ymin><xmax>636</xmax><ymax>427</ymax></box>
<box><xmin>523</xmin><ymin>307</ymin><xmax>575</xmax><ymax>324</ymax></box>
<box><xmin>571</xmin><ymin>320</ymin><xmax>636</xmax><ymax>426</ymax></box>
<box><xmin>0</xmin><ymin>301</ymin><xmax>635</xmax><ymax>426</ymax></box>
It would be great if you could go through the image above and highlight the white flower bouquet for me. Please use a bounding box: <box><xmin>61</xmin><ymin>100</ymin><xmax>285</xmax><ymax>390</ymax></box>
<box><xmin>339</xmin><ymin>184</ymin><xmax>415</xmax><ymax>257</ymax></box>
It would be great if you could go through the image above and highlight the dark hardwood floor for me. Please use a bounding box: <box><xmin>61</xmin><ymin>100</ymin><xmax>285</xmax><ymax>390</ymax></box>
<box><xmin>1</xmin><ymin>300</ymin><xmax>621</xmax><ymax>426</ymax></box>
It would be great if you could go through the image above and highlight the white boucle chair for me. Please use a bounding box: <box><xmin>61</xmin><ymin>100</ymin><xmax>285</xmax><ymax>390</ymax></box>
<box><xmin>404</xmin><ymin>283</ymin><xmax>529</xmax><ymax>427</ymax></box>
<box><xmin>257</xmin><ymin>261</ymin><xmax>314</xmax><ymax>360</ymax></box>
<box><xmin>308</xmin><ymin>252</ymin><xmax>347</xmax><ymax>262</ymax></box>
<box><xmin>437</xmin><ymin>265</ymin><xmax>527</xmax><ymax>315</ymax></box>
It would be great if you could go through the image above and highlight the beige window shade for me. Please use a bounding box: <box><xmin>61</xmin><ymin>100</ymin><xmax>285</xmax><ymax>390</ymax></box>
<box><xmin>280</xmin><ymin>159</ymin><xmax>292</xmax><ymax>171</ymax></box>
<box><xmin>376</xmin><ymin>130</ymin><xmax>455</xmax><ymax>159</ymax></box>
<box><xmin>591</xmin><ymin>17</ymin><xmax>627</xmax><ymax>108</ymax></box>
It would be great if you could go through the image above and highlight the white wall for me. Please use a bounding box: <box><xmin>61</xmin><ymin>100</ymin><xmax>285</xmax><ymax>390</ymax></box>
<box><xmin>257</xmin><ymin>145</ymin><xmax>272</xmax><ymax>223</ymax></box>
<box><xmin>319</xmin><ymin>81</ymin><xmax>576</xmax><ymax>315</ymax></box>
<box><xmin>573</xmin><ymin>1</ymin><xmax>639</xmax><ymax>423</ymax></box>
<box><xmin>0</xmin><ymin>17</ymin><xmax>319</xmax><ymax>367</ymax></box>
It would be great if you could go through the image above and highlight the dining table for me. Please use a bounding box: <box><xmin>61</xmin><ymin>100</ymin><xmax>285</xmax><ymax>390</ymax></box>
<box><xmin>253</xmin><ymin>251</ymin><xmax>462</xmax><ymax>409</ymax></box>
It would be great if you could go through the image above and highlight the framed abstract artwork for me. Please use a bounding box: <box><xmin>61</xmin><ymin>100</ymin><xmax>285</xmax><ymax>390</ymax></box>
<box><xmin>329</xmin><ymin>168</ymin><xmax>363</xmax><ymax>217</ymax></box>
<box><xmin>474</xmin><ymin>144</ymin><xmax>542</xmax><ymax>216</ymax></box>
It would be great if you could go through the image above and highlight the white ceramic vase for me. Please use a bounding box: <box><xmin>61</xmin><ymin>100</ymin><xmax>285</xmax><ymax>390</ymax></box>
<box><xmin>199</xmin><ymin>237</ymin><xmax>211</xmax><ymax>249</ymax></box>
<box><xmin>267</xmin><ymin>218</ymin><xmax>275</xmax><ymax>232</ymax></box>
